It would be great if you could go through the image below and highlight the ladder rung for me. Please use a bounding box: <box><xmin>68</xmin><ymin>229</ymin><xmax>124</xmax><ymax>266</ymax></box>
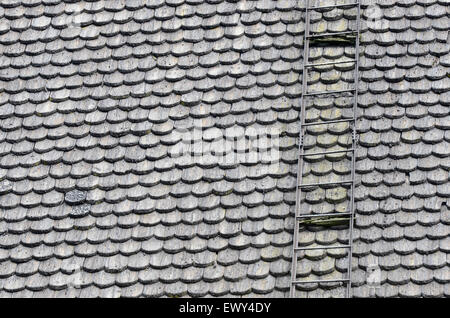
<box><xmin>295</xmin><ymin>245</ymin><xmax>351</xmax><ymax>252</ymax></box>
<box><xmin>308</xmin><ymin>3</ymin><xmax>359</xmax><ymax>10</ymax></box>
<box><xmin>301</xmin><ymin>149</ymin><xmax>354</xmax><ymax>157</ymax></box>
<box><xmin>304</xmin><ymin>88</ymin><xmax>356</xmax><ymax>97</ymax></box>
<box><xmin>292</xmin><ymin>278</ymin><xmax>350</xmax><ymax>285</ymax></box>
<box><xmin>297</xmin><ymin>212</ymin><xmax>352</xmax><ymax>219</ymax></box>
<box><xmin>302</xmin><ymin>118</ymin><xmax>356</xmax><ymax>127</ymax></box>
<box><xmin>307</xmin><ymin>31</ymin><xmax>358</xmax><ymax>39</ymax></box>
<box><xmin>298</xmin><ymin>180</ymin><xmax>353</xmax><ymax>188</ymax></box>
<box><xmin>305</xmin><ymin>59</ymin><xmax>356</xmax><ymax>68</ymax></box>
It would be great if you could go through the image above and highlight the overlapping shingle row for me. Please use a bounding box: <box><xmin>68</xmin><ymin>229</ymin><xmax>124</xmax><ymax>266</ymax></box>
<box><xmin>0</xmin><ymin>0</ymin><xmax>448</xmax><ymax>298</ymax></box>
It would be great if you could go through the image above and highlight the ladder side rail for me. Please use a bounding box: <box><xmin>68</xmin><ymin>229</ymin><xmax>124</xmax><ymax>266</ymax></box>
<box><xmin>346</xmin><ymin>1</ymin><xmax>361</xmax><ymax>299</ymax></box>
<box><xmin>289</xmin><ymin>0</ymin><xmax>311</xmax><ymax>298</ymax></box>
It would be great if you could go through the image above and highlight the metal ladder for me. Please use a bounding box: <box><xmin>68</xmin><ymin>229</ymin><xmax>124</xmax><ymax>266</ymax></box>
<box><xmin>289</xmin><ymin>0</ymin><xmax>361</xmax><ymax>298</ymax></box>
